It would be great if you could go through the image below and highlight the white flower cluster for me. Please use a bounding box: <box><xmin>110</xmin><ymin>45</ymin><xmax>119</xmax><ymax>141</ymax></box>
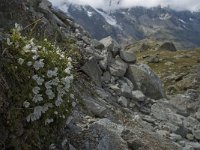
<box><xmin>6</xmin><ymin>31</ymin><xmax>75</xmax><ymax>124</ymax></box>
<box><xmin>26</xmin><ymin>103</ymin><xmax>53</xmax><ymax>122</ymax></box>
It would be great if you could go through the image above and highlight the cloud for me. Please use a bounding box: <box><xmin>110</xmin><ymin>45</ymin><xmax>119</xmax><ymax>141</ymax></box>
<box><xmin>49</xmin><ymin>0</ymin><xmax>200</xmax><ymax>11</ymax></box>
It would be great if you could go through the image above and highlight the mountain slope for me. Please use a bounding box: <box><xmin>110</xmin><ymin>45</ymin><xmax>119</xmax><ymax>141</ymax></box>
<box><xmin>55</xmin><ymin>3</ymin><xmax>200</xmax><ymax>49</ymax></box>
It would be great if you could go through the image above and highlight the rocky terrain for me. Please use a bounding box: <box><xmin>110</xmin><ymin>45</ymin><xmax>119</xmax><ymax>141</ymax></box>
<box><xmin>126</xmin><ymin>40</ymin><xmax>200</xmax><ymax>95</ymax></box>
<box><xmin>1</xmin><ymin>0</ymin><xmax>200</xmax><ymax>150</ymax></box>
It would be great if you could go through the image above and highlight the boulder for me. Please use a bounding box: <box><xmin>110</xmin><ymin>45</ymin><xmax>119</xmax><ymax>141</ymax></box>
<box><xmin>109</xmin><ymin>56</ymin><xmax>128</xmax><ymax>77</ymax></box>
<box><xmin>192</xmin><ymin>130</ymin><xmax>200</xmax><ymax>140</ymax></box>
<box><xmin>131</xmin><ymin>90</ymin><xmax>145</xmax><ymax>102</ymax></box>
<box><xmin>118</xmin><ymin>96</ymin><xmax>128</xmax><ymax>107</ymax></box>
<box><xmin>119</xmin><ymin>50</ymin><xmax>136</xmax><ymax>63</ymax></box>
<box><xmin>121</xmin><ymin>83</ymin><xmax>132</xmax><ymax>98</ymax></box>
<box><xmin>102</xmin><ymin>71</ymin><xmax>111</xmax><ymax>83</ymax></box>
<box><xmin>100</xmin><ymin>36</ymin><xmax>120</xmax><ymax>56</ymax></box>
<box><xmin>92</xmin><ymin>39</ymin><xmax>105</xmax><ymax>50</ymax></box>
<box><xmin>158</xmin><ymin>42</ymin><xmax>177</xmax><ymax>51</ymax></box>
<box><xmin>126</xmin><ymin>64</ymin><xmax>165</xmax><ymax>99</ymax></box>
<box><xmin>81</xmin><ymin>57</ymin><xmax>102</xmax><ymax>87</ymax></box>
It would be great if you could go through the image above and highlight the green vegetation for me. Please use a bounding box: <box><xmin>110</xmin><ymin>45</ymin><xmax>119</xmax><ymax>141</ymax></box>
<box><xmin>2</xmin><ymin>24</ymin><xmax>82</xmax><ymax>149</ymax></box>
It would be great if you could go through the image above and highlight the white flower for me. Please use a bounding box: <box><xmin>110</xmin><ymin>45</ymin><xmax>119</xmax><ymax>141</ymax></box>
<box><xmin>23</xmin><ymin>101</ymin><xmax>30</xmax><ymax>108</ymax></box>
<box><xmin>50</xmin><ymin>77</ymin><xmax>60</xmax><ymax>86</ymax></box>
<box><xmin>70</xmin><ymin>94</ymin><xmax>74</xmax><ymax>99</ymax></box>
<box><xmin>55</xmin><ymin>96</ymin><xmax>63</xmax><ymax>107</ymax></box>
<box><xmin>32</xmin><ymin>75</ymin><xmax>44</xmax><ymax>85</ymax></box>
<box><xmin>27</xmin><ymin>61</ymin><xmax>32</xmax><ymax>66</ymax></box>
<box><xmin>18</xmin><ymin>58</ymin><xmax>24</xmax><ymax>65</ymax></box>
<box><xmin>45</xmin><ymin>118</ymin><xmax>54</xmax><ymax>125</ymax></box>
<box><xmin>45</xmin><ymin>81</ymin><xmax>52</xmax><ymax>89</ymax></box>
<box><xmin>31</xmin><ymin>46</ymin><xmax>38</xmax><ymax>53</ymax></box>
<box><xmin>15</xmin><ymin>23</ymin><xmax>22</xmax><ymax>31</ymax></box>
<box><xmin>42</xmin><ymin>103</ymin><xmax>53</xmax><ymax>113</ymax></box>
<box><xmin>23</xmin><ymin>44</ymin><xmax>31</xmax><ymax>52</ymax></box>
<box><xmin>33</xmin><ymin>106</ymin><xmax>43</xmax><ymax>119</ymax></box>
<box><xmin>47</xmin><ymin>68</ymin><xmax>58</xmax><ymax>78</ymax></box>
<box><xmin>32</xmin><ymin>86</ymin><xmax>40</xmax><ymax>94</ymax></box>
<box><xmin>33</xmin><ymin>59</ymin><xmax>44</xmax><ymax>70</ymax></box>
<box><xmin>64</xmin><ymin>67</ymin><xmax>71</xmax><ymax>74</ymax></box>
<box><xmin>49</xmin><ymin>144</ymin><xmax>56</xmax><ymax>150</ymax></box>
<box><xmin>54</xmin><ymin>111</ymin><xmax>58</xmax><ymax>115</ymax></box>
<box><xmin>33</xmin><ymin>94</ymin><xmax>43</xmax><ymax>103</ymax></box>
<box><xmin>7</xmin><ymin>38</ymin><xmax>12</xmax><ymax>46</ymax></box>
<box><xmin>45</xmin><ymin>89</ymin><xmax>55</xmax><ymax>100</ymax></box>
<box><xmin>26</xmin><ymin>113</ymin><xmax>37</xmax><ymax>122</ymax></box>
<box><xmin>32</xmin><ymin>55</ymin><xmax>39</xmax><ymax>60</ymax></box>
<box><xmin>68</xmin><ymin>57</ymin><xmax>72</xmax><ymax>62</ymax></box>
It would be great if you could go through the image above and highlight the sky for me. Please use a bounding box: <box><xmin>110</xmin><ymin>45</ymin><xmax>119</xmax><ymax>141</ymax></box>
<box><xmin>49</xmin><ymin>0</ymin><xmax>200</xmax><ymax>11</ymax></box>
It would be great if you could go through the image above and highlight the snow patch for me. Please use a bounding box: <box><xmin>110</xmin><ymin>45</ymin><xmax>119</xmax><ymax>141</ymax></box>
<box><xmin>94</xmin><ymin>9</ymin><xmax>118</xmax><ymax>27</ymax></box>
<box><xmin>178</xmin><ymin>18</ymin><xmax>186</xmax><ymax>24</ymax></box>
<box><xmin>87</xmin><ymin>11</ymin><xmax>93</xmax><ymax>17</ymax></box>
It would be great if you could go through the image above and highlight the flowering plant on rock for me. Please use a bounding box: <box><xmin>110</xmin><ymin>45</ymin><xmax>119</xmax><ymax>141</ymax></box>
<box><xmin>6</xmin><ymin>24</ymin><xmax>75</xmax><ymax>125</ymax></box>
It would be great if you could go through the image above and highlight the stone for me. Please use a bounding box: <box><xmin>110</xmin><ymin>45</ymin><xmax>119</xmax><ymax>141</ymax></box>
<box><xmin>81</xmin><ymin>57</ymin><xmax>102</xmax><ymax>87</ymax></box>
<box><xmin>186</xmin><ymin>134</ymin><xmax>194</xmax><ymax>141</ymax></box>
<box><xmin>119</xmin><ymin>50</ymin><xmax>136</xmax><ymax>63</ymax></box>
<box><xmin>169</xmin><ymin>133</ymin><xmax>182</xmax><ymax>142</ymax></box>
<box><xmin>99</xmin><ymin>51</ymin><xmax>113</xmax><ymax>70</ymax></box>
<box><xmin>121</xmin><ymin>83</ymin><xmax>132</xmax><ymax>98</ymax></box>
<box><xmin>126</xmin><ymin>64</ymin><xmax>165</xmax><ymax>99</ymax></box>
<box><xmin>192</xmin><ymin>130</ymin><xmax>200</xmax><ymax>140</ymax></box>
<box><xmin>147</xmin><ymin>55</ymin><xmax>160</xmax><ymax>63</ymax></box>
<box><xmin>83</xmin><ymin>97</ymin><xmax>107</xmax><ymax>118</ymax></box>
<box><xmin>101</xmin><ymin>71</ymin><xmax>111</xmax><ymax>83</ymax></box>
<box><xmin>92</xmin><ymin>39</ymin><xmax>105</xmax><ymax>50</ymax></box>
<box><xmin>100</xmin><ymin>36</ymin><xmax>120</xmax><ymax>56</ymax></box>
<box><xmin>118</xmin><ymin>96</ymin><xmax>128</xmax><ymax>107</ymax></box>
<box><xmin>131</xmin><ymin>90</ymin><xmax>145</xmax><ymax>101</ymax></box>
<box><xmin>109</xmin><ymin>56</ymin><xmax>128</xmax><ymax>77</ymax></box>
<box><xmin>158</xmin><ymin>42</ymin><xmax>177</xmax><ymax>51</ymax></box>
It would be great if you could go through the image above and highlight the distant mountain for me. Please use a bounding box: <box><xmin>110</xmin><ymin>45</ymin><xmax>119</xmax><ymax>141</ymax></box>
<box><xmin>55</xmin><ymin>2</ymin><xmax>200</xmax><ymax>49</ymax></box>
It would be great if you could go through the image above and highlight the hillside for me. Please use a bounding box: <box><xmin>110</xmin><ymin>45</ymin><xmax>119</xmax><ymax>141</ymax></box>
<box><xmin>1</xmin><ymin>0</ymin><xmax>200</xmax><ymax>150</ymax></box>
<box><xmin>54</xmin><ymin>3</ymin><xmax>200</xmax><ymax>50</ymax></box>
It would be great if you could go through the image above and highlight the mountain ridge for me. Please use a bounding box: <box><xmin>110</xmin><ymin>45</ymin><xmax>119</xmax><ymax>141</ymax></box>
<box><xmin>54</xmin><ymin>3</ymin><xmax>200</xmax><ymax>50</ymax></box>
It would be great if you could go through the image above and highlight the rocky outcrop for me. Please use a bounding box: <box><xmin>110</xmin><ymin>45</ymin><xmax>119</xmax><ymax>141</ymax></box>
<box><xmin>158</xmin><ymin>42</ymin><xmax>177</xmax><ymax>51</ymax></box>
<box><xmin>126</xmin><ymin>64</ymin><xmax>165</xmax><ymax>99</ymax></box>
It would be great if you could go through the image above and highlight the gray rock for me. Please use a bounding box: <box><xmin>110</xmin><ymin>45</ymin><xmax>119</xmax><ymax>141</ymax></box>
<box><xmin>158</xmin><ymin>42</ymin><xmax>177</xmax><ymax>51</ymax></box>
<box><xmin>109</xmin><ymin>57</ymin><xmax>128</xmax><ymax>77</ymax></box>
<box><xmin>151</xmin><ymin>101</ymin><xmax>184</xmax><ymax>126</ymax></box>
<box><xmin>121</xmin><ymin>83</ymin><xmax>132</xmax><ymax>98</ymax></box>
<box><xmin>99</xmin><ymin>51</ymin><xmax>113</xmax><ymax>70</ymax></box>
<box><xmin>119</xmin><ymin>50</ymin><xmax>136</xmax><ymax>63</ymax></box>
<box><xmin>185</xmin><ymin>142</ymin><xmax>200</xmax><ymax>149</ymax></box>
<box><xmin>100</xmin><ymin>36</ymin><xmax>120</xmax><ymax>56</ymax></box>
<box><xmin>102</xmin><ymin>71</ymin><xmax>111</xmax><ymax>83</ymax></box>
<box><xmin>186</xmin><ymin>134</ymin><xmax>194</xmax><ymax>141</ymax></box>
<box><xmin>183</xmin><ymin>116</ymin><xmax>200</xmax><ymax>131</ymax></box>
<box><xmin>83</xmin><ymin>97</ymin><xmax>107</xmax><ymax>117</ymax></box>
<box><xmin>81</xmin><ymin>57</ymin><xmax>102</xmax><ymax>87</ymax></box>
<box><xmin>170</xmin><ymin>133</ymin><xmax>182</xmax><ymax>142</ymax></box>
<box><xmin>126</xmin><ymin>64</ymin><xmax>165</xmax><ymax>99</ymax></box>
<box><xmin>131</xmin><ymin>90</ymin><xmax>145</xmax><ymax>102</ymax></box>
<box><xmin>192</xmin><ymin>130</ymin><xmax>200</xmax><ymax>140</ymax></box>
<box><xmin>92</xmin><ymin>39</ymin><xmax>105</xmax><ymax>50</ymax></box>
<box><xmin>118</xmin><ymin>96</ymin><xmax>128</xmax><ymax>107</ymax></box>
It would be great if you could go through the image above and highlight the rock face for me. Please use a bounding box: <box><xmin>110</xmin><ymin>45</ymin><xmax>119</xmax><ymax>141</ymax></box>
<box><xmin>126</xmin><ymin>64</ymin><xmax>165</xmax><ymax>99</ymax></box>
<box><xmin>81</xmin><ymin>57</ymin><xmax>102</xmax><ymax>86</ymax></box>
<box><xmin>100</xmin><ymin>36</ymin><xmax>120</xmax><ymax>56</ymax></box>
<box><xmin>109</xmin><ymin>56</ymin><xmax>128</xmax><ymax>77</ymax></box>
<box><xmin>119</xmin><ymin>50</ymin><xmax>136</xmax><ymax>63</ymax></box>
<box><xmin>158</xmin><ymin>42</ymin><xmax>177</xmax><ymax>51</ymax></box>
